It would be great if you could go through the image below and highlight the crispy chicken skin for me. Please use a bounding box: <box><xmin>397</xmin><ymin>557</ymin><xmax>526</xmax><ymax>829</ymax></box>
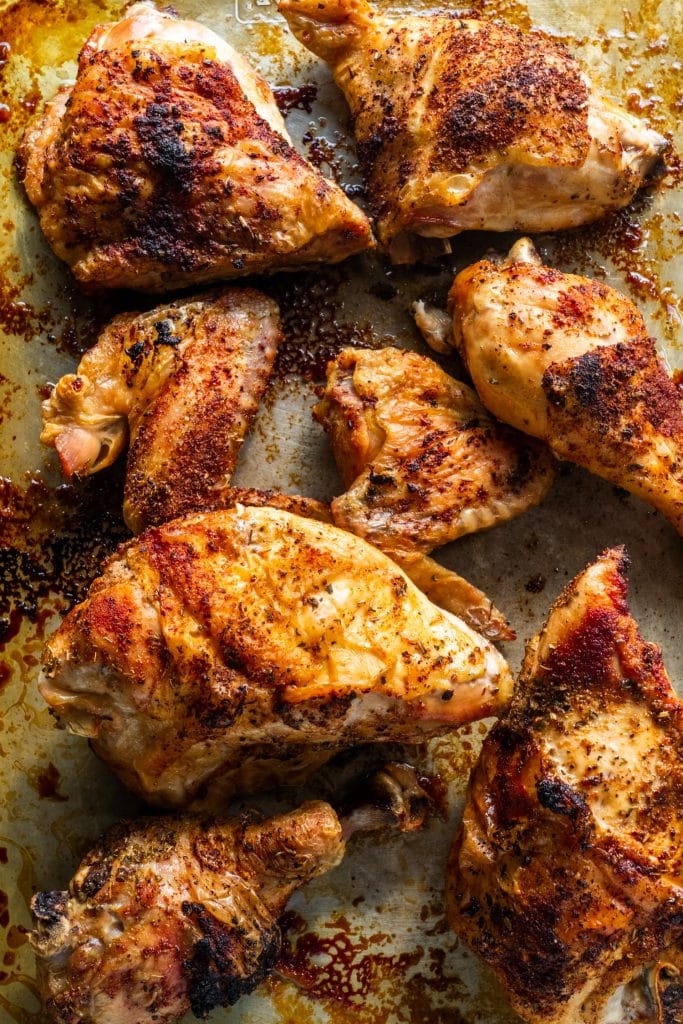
<box><xmin>314</xmin><ymin>346</ymin><xmax>554</xmax><ymax>555</ymax></box>
<box><xmin>31</xmin><ymin>763</ymin><xmax>430</xmax><ymax>1024</ymax></box>
<box><xmin>41</xmin><ymin>288</ymin><xmax>281</xmax><ymax>534</ymax></box>
<box><xmin>40</xmin><ymin>506</ymin><xmax>512</xmax><ymax>810</ymax></box>
<box><xmin>446</xmin><ymin>548</ymin><xmax>683</xmax><ymax>1024</ymax></box>
<box><xmin>279</xmin><ymin>0</ymin><xmax>667</xmax><ymax>261</ymax></box>
<box><xmin>188</xmin><ymin>485</ymin><xmax>515</xmax><ymax>643</ymax></box>
<box><xmin>16</xmin><ymin>2</ymin><xmax>373</xmax><ymax>292</ymax></box>
<box><xmin>450</xmin><ymin>238</ymin><xmax>683</xmax><ymax>534</ymax></box>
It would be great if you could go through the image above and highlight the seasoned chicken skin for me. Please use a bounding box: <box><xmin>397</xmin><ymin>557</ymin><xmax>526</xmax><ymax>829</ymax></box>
<box><xmin>314</xmin><ymin>346</ymin><xmax>554</xmax><ymax>555</ymax></box>
<box><xmin>279</xmin><ymin>0</ymin><xmax>667</xmax><ymax>261</ymax></box>
<box><xmin>450</xmin><ymin>239</ymin><xmax>683</xmax><ymax>534</ymax></box>
<box><xmin>41</xmin><ymin>506</ymin><xmax>512</xmax><ymax>809</ymax></box>
<box><xmin>447</xmin><ymin>548</ymin><xmax>683</xmax><ymax>1024</ymax></box>
<box><xmin>31</xmin><ymin>763</ymin><xmax>430</xmax><ymax>1024</ymax></box>
<box><xmin>41</xmin><ymin>288</ymin><xmax>280</xmax><ymax>534</ymax></box>
<box><xmin>185</xmin><ymin>485</ymin><xmax>516</xmax><ymax>643</ymax></box>
<box><xmin>17</xmin><ymin>2</ymin><xmax>373</xmax><ymax>292</ymax></box>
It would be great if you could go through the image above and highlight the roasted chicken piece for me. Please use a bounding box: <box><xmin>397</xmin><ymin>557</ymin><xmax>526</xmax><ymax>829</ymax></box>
<box><xmin>314</xmin><ymin>345</ymin><xmax>554</xmax><ymax>554</ymax></box>
<box><xmin>17</xmin><ymin>2</ymin><xmax>373</xmax><ymax>292</ymax></box>
<box><xmin>41</xmin><ymin>505</ymin><xmax>512</xmax><ymax>810</ymax></box>
<box><xmin>31</xmin><ymin>762</ymin><xmax>430</xmax><ymax>1024</ymax></box>
<box><xmin>40</xmin><ymin>288</ymin><xmax>280</xmax><ymax>534</ymax></box>
<box><xmin>279</xmin><ymin>0</ymin><xmax>667</xmax><ymax>261</ymax></box>
<box><xmin>447</xmin><ymin>547</ymin><xmax>683</xmax><ymax>1024</ymax></box>
<box><xmin>450</xmin><ymin>238</ymin><xmax>683</xmax><ymax>534</ymax></box>
<box><xmin>211</xmin><ymin>486</ymin><xmax>515</xmax><ymax>642</ymax></box>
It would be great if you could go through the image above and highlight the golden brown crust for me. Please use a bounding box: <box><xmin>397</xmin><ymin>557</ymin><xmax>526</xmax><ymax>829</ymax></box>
<box><xmin>450</xmin><ymin>244</ymin><xmax>683</xmax><ymax>534</ymax></box>
<box><xmin>18</xmin><ymin>6</ymin><xmax>373</xmax><ymax>291</ymax></box>
<box><xmin>41</xmin><ymin>506</ymin><xmax>512</xmax><ymax>809</ymax></box>
<box><xmin>447</xmin><ymin>548</ymin><xmax>683</xmax><ymax>1024</ymax></box>
<box><xmin>314</xmin><ymin>346</ymin><xmax>554</xmax><ymax>554</ymax></box>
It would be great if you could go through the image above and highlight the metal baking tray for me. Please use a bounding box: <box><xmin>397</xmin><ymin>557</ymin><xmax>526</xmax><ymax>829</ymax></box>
<box><xmin>0</xmin><ymin>0</ymin><xmax>681</xmax><ymax>1021</ymax></box>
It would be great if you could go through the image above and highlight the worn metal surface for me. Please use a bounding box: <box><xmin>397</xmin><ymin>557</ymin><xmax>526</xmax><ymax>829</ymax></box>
<box><xmin>0</xmin><ymin>0</ymin><xmax>681</xmax><ymax>1021</ymax></box>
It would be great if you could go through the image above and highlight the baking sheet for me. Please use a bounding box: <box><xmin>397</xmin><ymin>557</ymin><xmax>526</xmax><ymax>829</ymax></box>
<box><xmin>0</xmin><ymin>0</ymin><xmax>681</xmax><ymax>1021</ymax></box>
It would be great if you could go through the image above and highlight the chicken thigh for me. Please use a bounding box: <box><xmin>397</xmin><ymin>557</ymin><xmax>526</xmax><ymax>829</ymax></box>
<box><xmin>279</xmin><ymin>0</ymin><xmax>667</xmax><ymax>261</ymax></box>
<box><xmin>447</xmin><ymin>547</ymin><xmax>683</xmax><ymax>1024</ymax></box>
<box><xmin>450</xmin><ymin>238</ymin><xmax>683</xmax><ymax>534</ymax></box>
<box><xmin>17</xmin><ymin>2</ymin><xmax>373</xmax><ymax>292</ymax></box>
<box><xmin>31</xmin><ymin>762</ymin><xmax>430</xmax><ymax>1024</ymax></box>
<box><xmin>41</xmin><ymin>288</ymin><xmax>281</xmax><ymax>534</ymax></box>
<box><xmin>314</xmin><ymin>346</ymin><xmax>554</xmax><ymax>556</ymax></box>
<box><xmin>41</xmin><ymin>505</ymin><xmax>512</xmax><ymax>809</ymax></box>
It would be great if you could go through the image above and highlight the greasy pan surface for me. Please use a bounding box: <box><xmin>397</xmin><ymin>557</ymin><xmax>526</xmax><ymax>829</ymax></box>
<box><xmin>0</xmin><ymin>0</ymin><xmax>681</xmax><ymax>1021</ymax></box>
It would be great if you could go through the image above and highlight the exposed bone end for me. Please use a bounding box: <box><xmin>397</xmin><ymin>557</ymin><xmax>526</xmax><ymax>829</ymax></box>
<box><xmin>341</xmin><ymin>762</ymin><xmax>432</xmax><ymax>839</ymax></box>
<box><xmin>412</xmin><ymin>300</ymin><xmax>454</xmax><ymax>355</ymax></box>
<box><xmin>54</xmin><ymin>426</ymin><xmax>107</xmax><ymax>479</ymax></box>
<box><xmin>505</xmin><ymin>237</ymin><xmax>542</xmax><ymax>266</ymax></box>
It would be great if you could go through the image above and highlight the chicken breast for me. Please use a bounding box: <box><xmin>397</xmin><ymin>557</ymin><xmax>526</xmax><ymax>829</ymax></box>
<box><xmin>17</xmin><ymin>2</ymin><xmax>373</xmax><ymax>292</ymax></box>
<box><xmin>446</xmin><ymin>547</ymin><xmax>683</xmax><ymax>1024</ymax></box>
<box><xmin>186</xmin><ymin>485</ymin><xmax>516</xmax><ymax>643</ymax></box>
<box><xmin>40</xmin><ymin>506</ymin><xmax>512</xmax><ymax>809</ymax></box>
<box><xmin>41</xmin><ymin>288</ymin><xmax>281</xmax><ymax>534</ymax></box>
<box><xmin>450</xmin><ymin>238</ymin><xmax>683</xmax><ymax>534</ymax></box>
<box><xmin>31</xmin><ymin>763</ymin><xmax>430</xmax><ymax>1024</ymax></box>
<box><xmin>279</xmin><ymin>0</ymin><xmax>667</xmax><ymax>261</ymax></box>
<box><xmin>314</xmin><ymin>346</ymin><xmax>554</xmax><ymax>555</ymax></box>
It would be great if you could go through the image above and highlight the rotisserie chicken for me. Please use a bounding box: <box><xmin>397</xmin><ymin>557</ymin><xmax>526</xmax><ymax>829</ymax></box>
<box><xmin>17</xmin><ymin>1</ymin><xmax>373</xmax><ymax>292</ymax></box>
<box><xmin>313</xmin><ymin>345</ymin><xmax>554</xmax><ymax>557</ymax></box>
<box><xmin>40</xmin><ymin>288</ymin><xmax>280</xmax><ymax>534</ymax></box>
<box><xmin>41</xmin><ymin>505</ymin><xmax>512</xmax><ymax>809</ymax></box>
<box><xmin>446</xmin><ymin>547</ymin><xmax>683</xmax><ymax>1024</ymax></box>
<box><xmin>450</xmin><ymin>238</ymin><xmax>683</xmax><ymax>534</ymax></box>
<box><xmin>279</xmin><ymin>0</ymin><xmax>667</xmax><ymax>261</ymax></box>
<box><xmin>179</xmin><ymin>484</ymin><xmax>515</xmax><ymax>642</ymax></box>
<box><xmin>31</xmin><ymin>762</ymin><xmax>430</xmax><ymax>1024</ymax></box>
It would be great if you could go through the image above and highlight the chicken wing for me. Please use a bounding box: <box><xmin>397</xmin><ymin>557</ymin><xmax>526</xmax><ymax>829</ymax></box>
<box><xmin>41</xmin><ymin>288</ymin><xmax>281</xmax><ymax>534</ymax></box>
<box><xmin>446</xmin><ymin>547</ymin><xmax>683</xmax><ymax>1024</ymax></box>
<box><xmin>40</xmin><ymin>505</ymin><xmax>512</xmax><ymax>809</ymax></box>
<box><xmin>211</xmin><ymin>486</ymin><xmax>515</xmax><ymax>642</ymax></box>
<box><xmin>450</xmin><ymin>238</ymin><xmax>683</xmax><ymax>534</ymax></box>
<box><xmin>31</xmin><ymin>762</ymin><xmax>430</xmax><ymax>1024</ymax></box>
<box><xmin>279</xmin><ymin>0</ymin><xmax>667</xmax><ymax>261</ymax></box>
<box><xmin>17</xmin><ymin>1</ymin><xmax>373</xmax><ymax>292</ymax></box>
<box><xmin>314</xmin><ymin>346</ymin><xmax>554</xmax><ymax>556</ymax></box>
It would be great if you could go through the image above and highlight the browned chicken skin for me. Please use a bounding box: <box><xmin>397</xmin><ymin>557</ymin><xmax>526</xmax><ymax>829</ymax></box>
<box><xmin>213</xmin><ymin>486</ymin><xmax>516</xmax><ymax>642</ymax></box>
<box><xmin>447</xmin><ymin>548</ymin><xmax>683</xmax><ymax>1024</ymax></box>
<box><xmin>450</xmin><ymin>238</ymin><xmax>683</xmax><ymax>534</ymax></box>
<box><xmin>279</xmin><ymin>0</ymin><xmax>667</xmax><ymax>261</ymax></box>
<box><xmin>31</xmin><ymin>762</ymin><xmax>430</xmax><ymax>1024</ymax></box>
<box><xmin>41</xmin><ymin>288</ymin><xmax>281</xmax><ymax>534</ymax></box>
<box><xmin>314</xmin><ymin>346</ymin><xmax>554</xmax><ymax>556</ymax></box>
<box><xmin>17</xmin><ymin>2</ymin><xmax>373</xmax><ymax>292</ymax></box>
<box><xmin>40</xmin><ymin>505</ymin><xmax>512</xmax><ymax>809</ymax></box>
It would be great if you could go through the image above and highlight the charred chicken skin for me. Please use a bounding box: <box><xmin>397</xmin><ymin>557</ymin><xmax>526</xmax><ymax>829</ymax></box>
<box><xmin>314</xmin><ymin>346</ymin><xmax>554</xmax><ymax>558</ymax></box>
<box><xmin>279</xmin><ymin>0</ymin><xmax>667</xmax><ymax>262</ymax></box>
<box><xmin>41</xmin><ymin>505</ymin><xmax>512</xmax><ymax>810</ymax></box>
<box><xmin>450</xmin><ymin>238</ymin><xmax>683</xmax><ymax>534</ymax></box>
<box><xmin>447</xmin><ymin>548</ymin><xmax>683</xmax><ymax>1024</ymax></box>
<box><xmin>31</xmin><ymin>762</ymin><xmax>430</xmax><ymax>1024</ymax></box>
<box><xmin>17</xmin><ymin>2</ymin><xmax>373</xmax><ymax>292</ymax></box>
<box><xmin>40</xmin><ymin>287</ymin><xmax>280</xmax><ymax>534</ymax></box>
